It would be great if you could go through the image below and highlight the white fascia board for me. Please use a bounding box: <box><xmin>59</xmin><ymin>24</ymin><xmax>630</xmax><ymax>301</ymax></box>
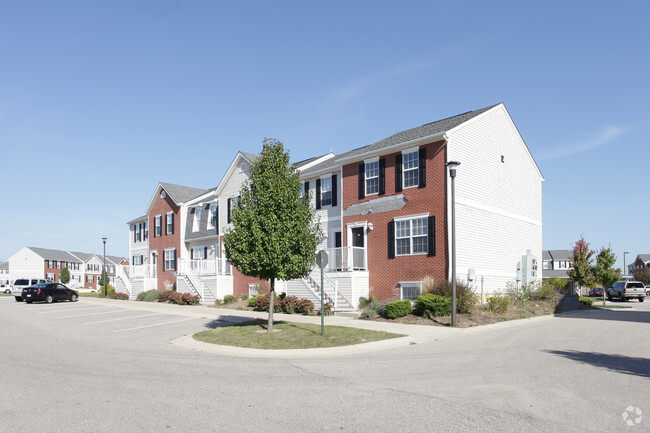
<box><xmin>186</xmin><ymin>190</ymin><xmax>217</xmax><ymax>207</ymax></box>
<box><xmin>297</xmin><ymin>152</ymin><xmax>336</xmax><ymax>172</ymax></box>
<box><xmin>446</xmin><ymin>103</ymin><xmax>545</xmax><ymax>182</ymax></box>
<box><xmin>215</xmin><ymin>152</ymin><xmax>249</xmax><ymax>197</ymax></box>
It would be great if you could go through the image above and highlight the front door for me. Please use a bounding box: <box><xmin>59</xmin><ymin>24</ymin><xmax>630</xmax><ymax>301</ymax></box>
<box><xmin>351</xmin><ymin>227</ymin><xmax>365</xmax><ymax>269</ymax></box>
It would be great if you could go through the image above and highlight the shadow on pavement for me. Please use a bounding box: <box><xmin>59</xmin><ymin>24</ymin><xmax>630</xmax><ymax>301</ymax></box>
<box><xmin>203</xmin><ymin>316</ymin><xmax>278</xmax><ymax>329</ymax></box>
<box><xmin>543</xmin><ymin>350</ymin><xmax>650</xmax><ymax>379</ymax></box>
<box><xmin>555</xmin><ymin>309</ymin><xmax>650</xmax><ymax>324</ymax></box>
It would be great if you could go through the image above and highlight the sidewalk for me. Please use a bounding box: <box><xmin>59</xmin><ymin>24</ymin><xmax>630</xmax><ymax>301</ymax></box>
<box><xmin>79</xmin><ymin>297</ymin><xmax>559</xmax><ymax>358</ymax></box>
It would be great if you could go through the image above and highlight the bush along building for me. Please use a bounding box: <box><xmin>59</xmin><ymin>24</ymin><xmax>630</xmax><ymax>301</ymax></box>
<box><xmin>122</xmin><ymin>103</ymin><xmax>543</xmax><ymax>309</ymax></box>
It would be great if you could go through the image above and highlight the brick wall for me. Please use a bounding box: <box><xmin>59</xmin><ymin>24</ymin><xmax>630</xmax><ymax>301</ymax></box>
<box><xmin>149</xmin><ymin>190</ymin><xmax>181</xmax><ymax>291</ymax></box>
<box><xmin>342</xmin><ymin>140</ymin><xmax>449</xmax><ymax>300</ymax></box>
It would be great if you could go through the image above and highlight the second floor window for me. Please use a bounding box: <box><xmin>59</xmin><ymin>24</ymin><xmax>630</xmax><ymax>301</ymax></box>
<box><xmin>166</xmin><ymin>213</ymin><xmax>174</xmax><ymax>235</ymax></box>
<box><xmin>403</xmin><ymin>150</ymin><xmax>419</xmax><ymax>188</ymax></box>
<box><xmin>193</xmin><ymin>208</ymin><xmax>202</xmax><ymax>232</ymax></box>
<box><xmin>365</xmin><ymin>160</ymin><xmax>379</xmax><ymax>195</ymax></box>
<box><xmin>208</xmin><ymin>204</ymin><xmax>217</xmax><ymax>230</ymax></box>
<box><xmin>154</xmin><ymin>216</ymin><xmax>162</xmax><ymax>237</ymax></box>
<box><xmin>320</xmin><ymin>177</ymin><xmax>332</xmax><ymax>206</ymax></box>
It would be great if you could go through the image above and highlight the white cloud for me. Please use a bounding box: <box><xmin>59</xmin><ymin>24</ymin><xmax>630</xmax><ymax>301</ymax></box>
<box><xmin>537</xmin><ymin>125</ymin><xmax>626</xmax><ymax>161</ymax></box>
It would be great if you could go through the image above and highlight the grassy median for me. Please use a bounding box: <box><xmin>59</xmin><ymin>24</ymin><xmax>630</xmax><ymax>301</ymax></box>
<box><xmin>193</xmin><ymin>319</ymin><xmax>404</xmax><ymax>350</ymax></box>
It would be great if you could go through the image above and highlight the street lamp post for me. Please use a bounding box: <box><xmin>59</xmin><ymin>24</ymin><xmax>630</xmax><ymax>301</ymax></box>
<box><xmin>102</xmin><ymin>237</ymin><xmax>107</xmax><ymax>297</ymax></box>
<box><xmin>446</xmin><ymin>161</ymin><xmax>460</xmax><ymax>327</ymax></box>
<box><xmin>624</xmin><ymin>251</ymin><xmax>629</xmax><ymax>276</ymax></box>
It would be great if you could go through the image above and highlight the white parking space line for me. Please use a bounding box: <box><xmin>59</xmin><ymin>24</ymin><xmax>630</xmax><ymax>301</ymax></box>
<box><xmin>38</xmin><ymin>306</ymin><xmax>114</xmax><ymax>314</ymax></box>
<box><xmin>56</xmin><ymin>310</ymin><xmax>125</xmax><ymax>319</ymax></box>
<box><xmin>84</xmin><ymin>313</ymin><xmax>165</xmax><ymax>325</ymax></box>
<box><xmin>113</xmin><ymin>317</ymin><xmax>197</xmax><ymax>333</ymax></box>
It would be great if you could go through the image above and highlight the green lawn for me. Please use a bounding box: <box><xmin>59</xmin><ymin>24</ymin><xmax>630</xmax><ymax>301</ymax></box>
<box><xmin>193</xmin><ymin>319</ymin><xmax>404</xmax><ymax>350</ymax></box>
<box><xmin>591</xmin><ymin>305</ymin><xmax>634</xmax><ymax>309</ymax></box>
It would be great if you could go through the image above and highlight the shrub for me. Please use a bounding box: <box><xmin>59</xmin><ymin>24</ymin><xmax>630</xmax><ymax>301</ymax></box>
<box><xmin>319</xmin><ymin>302</ymin><xmax>333</xmax><ymax>316</ymax></box>
<box><xmin>255</xmin><ymin>295</ymin><xmax>270</xmax><ymax>311</ymax></box>
<box><xmin>360</xmin><ymin>300</ymin><xmax>388</xmax><ymax>320</ymax></box>
<box><xmin>296</xmin><ymin>298</ymin><xmax>314</xmax><ymax>315</ymax></box>
<box><xmin>144</xmin><ymin>290</ymin><xmax>162</xmax><ymax>302</ymax></box>
<box><xmin>214</xmin><ymin>299</ymin><xmax>223</xmax><ymax>306</ymax></box>
<box><xmin>281</xmin><ymin>296</ymin><xmax>299</xmax><ymax>314</ymax></box>
<box><xmin>239</xmin><ymin>294</ymin><xmax>249</xmax><ymax>301</ymax></box>
<box><xmin>278</xmin><ymin>292</ymin><xmax>286</xmax><ymax>300</ymax></box>
<box><xmin>136</xmin><ymin>291</ymin><xmax>147</xmax><ymax>301</ymax></box>
<box><xmin>108</xmin><ymin>292</ymin><xmax>129</xmax><ymax>300</ymax></box>
<box><xmin>157</xmin><ymin>291</ymin><xmax>173</xmax><ymax>303</ymax></box>
<box><xmin>249</xmin><ymin>294</ymin><xmax>265</xmax><ymax>308</ymax></box>
<box><xmin>579</xmin><ymin>296</ymin><xmax>594</xmax><ymax>307</ymax></box>
<box><xmin>422</xmin><ymin>278</ymin><xmax>477</xmax><ymax>313</ymax></box>
<box><xmin>414</xmin><ymin>294</ymin><xmax>452</xmax><ymax>318</ymax></box>
<box><xmin>384</xmin><ymin>300</ymin><xmax>412</xmax><ymax>319</ymax></box>
<box><xmin>487</xmin><ymin>295</ymin><xmax>510</xmax><ymax>315</ymax></box>
<box><xmin>223</xmin><ymin>294</ymin><xmax>237</xmax><ymax>305</ymax></box>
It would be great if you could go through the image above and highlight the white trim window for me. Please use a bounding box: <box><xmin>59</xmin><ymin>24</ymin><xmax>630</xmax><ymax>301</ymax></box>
<box><xmin>402</xmin><ymin>149</ymin><xmax>419</xmax><ymax>188</ymax></box>
<box><xmin>154</xmin><ymin>215</ymin><xmax>162</xmax><ymax>237</ymax></box>
<box><xmin>365</xmin><ymin>159</ymin><xmax>379</xmax><ymax>195</ymax></box>
<box><xmin>400</xmin><ymin>282</ymin><xmax>422</xmax><ymax>301</ymax></box>
<box><xmin>86</xmin><ymin>275</ymin><xmax>94</xmax><ymax>283</ymax></box>
<box><xmin>193</xmin><ymin>208</ymin><xmax>202</xmax><ymax>232</ymax></box>
<box><xmin>164</xmin><ymin>249</ymin><xmax>176</xmax><ymax>271</ymax></box>
<box><xmin>395</xmin><ymin>216</ymin><xmax>428</xmax><ymax>255</ymax></box>
<box><xmin>166</xmin><ymin>212</ymin><xmax>174</xmax><ymax>235</ymax></box>
<box><xmin>135</xmin><ymin>224</ymin><xmax>142</xmax><ymax>242</ymax></box>
<box><xmin>144</xmin><ymin>222</ymin><xmax>148</xmax><ymax>241</ymax></box>
<box><xmin>46</xmin><ymin>273</ymin><xmax>55</xmax><ymax>281</ymax></box>
<box><xmin>320</xmin><ymin>176</ymin><xmax>332</xmax><ymax>206</ymax></box>
<box><xmin>249</xmin><ymin>283</ymin><xmax>261</xmax><ymax>297</ymax></box>
<box><xmin>132</xmin><ymin>255</ymin><xmax>144</xmax><ymax>266</ymax></box>
<box><xmin>192</xmin><ymin>247</ymin><xmax>206</xmax><ymax>260</ymax></box>
<box><xmin>208</xmin><ymin>204</ymin><xmax>217</xmax><ymax>230</ymax></box>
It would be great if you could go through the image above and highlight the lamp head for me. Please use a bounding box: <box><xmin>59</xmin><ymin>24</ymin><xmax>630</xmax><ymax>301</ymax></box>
<box><xmin>446</xmin><ymin>161</ymin><xmax>460</xmax><ymax>178</ymax></box>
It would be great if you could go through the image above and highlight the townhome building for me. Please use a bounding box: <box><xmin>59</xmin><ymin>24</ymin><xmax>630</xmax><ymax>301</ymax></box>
<box><xmin>121</xmin><ymin>103</ymin><xmax>543</xmax><ymax>309</ymax></box>
<box><xmin>0</xmin><ymin>262</ymin><xmax>9</xmax><ymax>285</ymax></box>
<box><xmin>289</xmin><ymin>103</ymin><xmax>543</xmax><ymax>307</ymax></box>
<box><xmin>542</xmin><ymin>250</ymin><xmax>573</xmax><ymax>279</ymax></box>
<box><xmin>630</xmin><ymin>254</ymin><xmax>650</xmax><ymax>275</ymax></box>
<box><xmin>7</xmin><ymin>247</ymin><xmax>126</xmax><ymax>290</ymax></box>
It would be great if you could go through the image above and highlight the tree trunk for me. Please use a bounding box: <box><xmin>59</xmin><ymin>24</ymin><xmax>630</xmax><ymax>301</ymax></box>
<box><xmin>268</xmin><ymin>279</ymin><xmax>275</xmax><ymax>331</ymax></box>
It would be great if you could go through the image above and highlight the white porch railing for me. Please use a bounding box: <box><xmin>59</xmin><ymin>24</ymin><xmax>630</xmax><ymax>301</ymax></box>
<box><xmin>178</xmin><ymin>258</ymin><xmax>232</xmax><ymax>276</ymax></box>
<box><xmin>320</xmin><ymin>246</ymin><xmax>367</xmax><ymax>272</ymax></box>
<box><xmin>122</xmin><ymin>264</ymin><xmax>157</xmax><ymax>279</ymax></box>
<box><xmin>178</xmin><ymin>259</ymin><xmax>206</xmax><ymax>300</ymax></box>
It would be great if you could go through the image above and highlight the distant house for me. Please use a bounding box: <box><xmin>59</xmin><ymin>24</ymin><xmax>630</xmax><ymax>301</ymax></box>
<box><xmin>542</xmin><ymin>250</ymin><xmax>573</xmax><ymax>280</ymax></box>
<box><xmin>7</xmin><ymin>247</ymin><xmax>126</xmax><ymax>290</ymax></box>
<box><xmin>0</xmin><ymin>262</ymin><xmax>9</xmax><ymax>285</ymax></box>
<box><xmin>630</xmin><ymin>254</ymin><xmax>650</xmax><ymax>275</ymax></box>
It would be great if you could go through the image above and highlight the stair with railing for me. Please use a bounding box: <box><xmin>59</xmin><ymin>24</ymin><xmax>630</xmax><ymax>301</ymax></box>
<box><xmin>300</xmin><ymin>269</ymin><xmax>354</xmax><ymax>312</ymax></box>
<box><xmin>177</xmin><ymin>259</ymin><xmax>216</xmax><ymax>305</ymax></box>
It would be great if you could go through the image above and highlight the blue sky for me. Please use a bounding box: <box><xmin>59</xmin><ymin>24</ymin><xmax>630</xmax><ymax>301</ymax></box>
<box><xmin>1</xmin><ymin>0</ymin><xmax>648</xmax><ymax>272</ymax></box>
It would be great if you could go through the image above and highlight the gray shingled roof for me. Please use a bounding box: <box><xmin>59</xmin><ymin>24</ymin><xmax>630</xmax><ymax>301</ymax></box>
<box><xmin>637</xmin><ymin>254</ymin><xmax>650</xmax><ymax>263</ymax></box>
<box><xmin>542</xmin><ymin>269</ymin><xmax>571</xmax><ymax>279</ymax></box>
<box><xmin>160</xmin><ymin>182</ymin><xmax>210</xmax><ymax>204</ymax></box>
<box><xmin>301</xmin><ymin>104</ymin><xmax>498</xmax><ymax>175</ymax></box>
<box><xmin>29</xmin><ymin>247</ymin><xmax>81</xmax><ymax>262</ymax></box>
<box><xmin>0</xmin><ymin>262</ymin><xmax>8</xmax><ymax>270</ymax></box>
<box><xmin>126</xmin><ymin>215</ymin><xmax>147</xmax><ymax>225</ymax></box>
<box><xmin>69</xmin><ymin>251</ymin><xmax>94</xmax><ymax>262</ymax></box>
<box><xmin>547</xmin><ymin>250</ymin><xmax>573</xmax><ymax>261</ymax></box>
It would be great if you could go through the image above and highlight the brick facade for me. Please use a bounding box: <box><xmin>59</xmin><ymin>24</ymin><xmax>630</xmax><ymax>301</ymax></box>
<box><xmin>148</xmin><ymin>190</ymin><xmax>181</xmax><ymax>291</ymax></box>
<box><xmin>342</xmin><ymin>140</ymin><xmax>448</xmax><ymax>300</ymax></box>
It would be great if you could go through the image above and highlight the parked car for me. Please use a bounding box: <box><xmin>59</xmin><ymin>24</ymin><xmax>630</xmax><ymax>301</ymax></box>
<box><xmin>588</xmin><ymin>287</ymin><xmax>604</xmax><ymax>297</ymax></box>
<box><xmin>11</xmin><ymin>278</ymin><xmax>47</xmax><ymax>301</ymax></box>
<box><xmin>75</xmin><ymin>286</ymin><xmax>97</xmax><ymax>293</ymax></box>
<box><xmin>1</xmin><ymin>284</ymin><xmax>10</xmax><ymax>294</ymax></box>
<box><xmin>606</xmin><ymin>280</ymin><xmax>646</xmax><ymax>302</ymax></box>
<box><xmin>21</xmin><ymin>283</ymin><xmax>79</xmax><ymax>304</ymax></box>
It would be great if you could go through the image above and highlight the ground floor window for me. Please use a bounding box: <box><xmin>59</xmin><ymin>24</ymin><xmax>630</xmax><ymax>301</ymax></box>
<box><xmin>86</xmin><ymin>275</ymin><xmax>94</xmax><ymax>283</ymax></box>
<box><xmin>164</xmin><ymin>249</ymin><xmax>176</xmax><ymax>271</ymax></box>
<box><xmin>249</xmin><ymin>283</ymin><xmax>261</xmax><ymax>297</ymax></box>
<box><xmin>46</xmin><ymin>273</ymin><xmax>55</xmax><ymax>281</ymax></box>
<box><xmin>400</xmin><ymin>282</ymin><xmax>422</xmax><ymax>301</ymax></box>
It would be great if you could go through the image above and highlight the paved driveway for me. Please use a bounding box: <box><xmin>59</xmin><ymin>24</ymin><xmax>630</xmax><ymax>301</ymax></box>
<box><xmin>0</xmin><ymin>297</ymin><xmax>648</xmax><ymax>432</ymax></box>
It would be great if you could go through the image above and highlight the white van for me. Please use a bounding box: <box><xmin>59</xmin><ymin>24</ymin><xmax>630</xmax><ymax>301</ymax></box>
<box><xmin>11</xmin><ymin>278</ymin><xmax>47</xmax><ymax>302</ymax></box>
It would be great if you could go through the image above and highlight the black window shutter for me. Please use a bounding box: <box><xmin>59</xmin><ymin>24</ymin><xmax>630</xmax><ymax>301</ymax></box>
<box><xmin>388</xmin><ymin>221</ymin><xmax>395</xmax><ymax>259</ymax></box>
<box><xmin>133</xmin><ymin>226</ymin><xmax>136</xmax><ymax>242</ymax></box>
<box><xmin>379</xmin><ymin>158</ymin><xmax>386</xmax><ymax>195</ymax></box>
<box><xmin>316</xmin><ymin>179</ymin><xmax>321</xmax><ymax>209</ymax></box>
<box><xmin>419</xmin><ymin>147</ymin><xmax>427</xmax><ymax>188</ymax></box>
<box><xmin>304</xmin><ymin>181</ymin><xmax>310</xmax><ymax>201</ymax></box>
<box><xmin>205</xmin><ymin>203</ymin><xmax>210</xmax><ymax>210</ymax></box>
<box><xmin>227</xmin><ymin>198</ymin><xmax>232</xmax><ymax>223</ymax></box>
<box><xmin>190</xmin><ymin>249</ymin><xmax>194</xmax><ymax>260</ymax></box>
<box><xmin>331</xmin><ymin>174</ymin><xmax>337</xmax><ymax>207</ymax></box>
<box><xmin>358</xmin><ymin>164</ymin><xmax>365</xmax><ymax>199</ymax></box>
<box><xmin>170</xmin><ymin>214</ymin><xmax>174</xmax><ymax>234</ymax></box>
<box><xmin>173</xmin><ymin>250</ymin><xmax>177</xmax><ymax>271</ymax></box>
<box><xmin>216</xmin><ymin>207</ymin><xmax>219</xmax><ymax>230</ymax></box>
<box><xmin>427</xmin><ymin>216</ymin><xmax>436</xmax><ymax>256</ymax></box>
<box><xmin>395</xmin><ymin>154</ymin><xmax>403</xmax><ymax>192</ymax></box>
<box><xmin>204</xmin><ymin>247</ymin><xmax>208</xmax><ymax>259</ymax></box>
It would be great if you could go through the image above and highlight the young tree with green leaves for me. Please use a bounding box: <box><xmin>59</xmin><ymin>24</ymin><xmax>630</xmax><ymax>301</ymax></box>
<box><xmin>223</xmin><ymin>138</ymin><xmax>321</xmax><ymax>331</ymax></box>
<box><xmin>98</xmin><ymin>270</ymin><xmax>109</xmax><ymax>295</ymax></box>
<box><xmin>593</xmin><ymin>247</ymin><xmax>621</xmax><ymax>305</ymax></box>
<box><xmin>569</xmin><ymin>235</ymin><xmax>595</xmax><ymax>292</ymax></box>
<box><xmin>59</xmin><ymin>267</ymin><xmax>70</xmax><ymax>284</ymax></box>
